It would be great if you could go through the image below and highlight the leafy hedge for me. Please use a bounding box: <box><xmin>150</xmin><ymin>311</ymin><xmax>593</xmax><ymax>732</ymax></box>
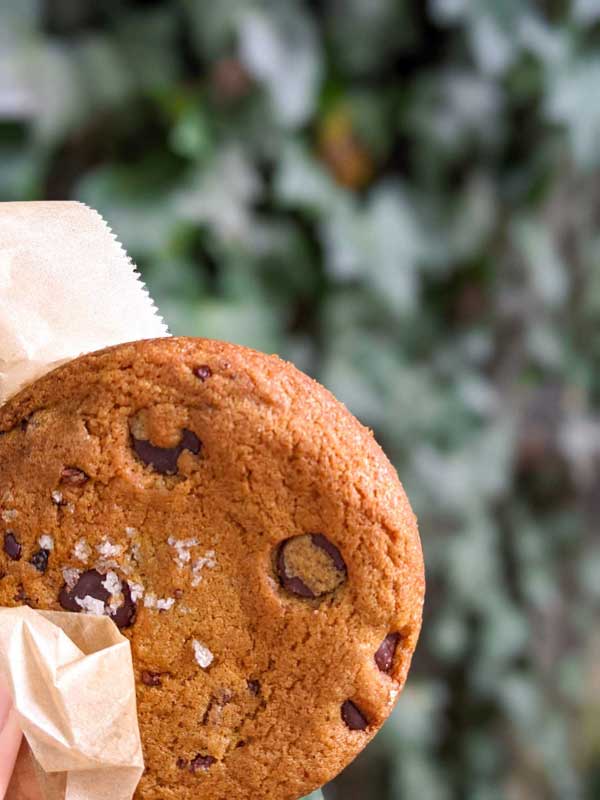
<box><xmin>2</xmin><ymin>1</ymin><xmax>600</xmax><ymax>797</ymax></box>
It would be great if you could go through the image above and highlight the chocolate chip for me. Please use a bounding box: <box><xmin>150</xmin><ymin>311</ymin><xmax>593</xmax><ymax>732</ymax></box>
<box><xmin>275</xmin><ymin>544</ymin><xmax>315</xmax><ymax>599</ymax></box>
<box><xmin>247</xmin><ymin>679</ymin><xmax>260</xmax><ymax>695</ymax></box>
<box><xmin>189</xmin><ymin>754</ymin><xmax>216</xmax><ymax>773</ymax></box>
<box><xmin>30</xmin><ymin>549</ymin><xmax>49</xmax><ymax>573</ymax></box>
<box><xmin>131</xmin><ymin>428</ymin><xmax>202</xmax><ymax>475</ymax></box>
<box><xmin>13</xmin><ymin>584</ymin><xmax>29</xmax><ymax>603</ymax></box>
<box><xmin>3</xmin><ymin>532</ymin><xmax>22</xmax><ymax>561</ymax></box>
<box><xmin>142</xmin><ymin>671</ymin><xmax>162</xmax><ymax>687</ymax></box>
<box><xmin>173</xmin><ymin>589</ymin><xmax>184</xmax><ymax>600</ymax></box>
<box><xmin>176</xmin><ymin>758</ymin><xmax>188</xmax><ymax>770</ymax></box>
<box><xmin>111</xmin><ymin>581</ymin><xmax>138</xmax><ymax>629</ymax></box>
<box><xmin>311</xmin><ymin>534</ymin><xmax>347</xmax><ymax>573</ymax></box>
<box><xmin>194</xmin><ymin>365</ymin><xmax>212</xmax><ymax>381</ymax></box>
<box><xmin>275</xmin><ymin>534</ymin><xmax>347</xmax><ymax>599</ymax></box>
<box><xmin>375</xmin><ymin>633</ymin><xmax>400</xmax><ymax>674</ymax></box>
<box><xmin>341</xmin><ymin>700</ymin><xmax>369</xmax><ymax>731</ymax></box>
<box><xmin>59</xmin><ymin>570</ymin><xmax>138</xmax><ymax>629</ymax></box>
<box><xmin>59</xmin><ymin>569</ymin><xmax>110</xmax><ymax>612</ymax></box>
<box><xmin>60</xmin><ymin>467</ymin><xmax>89</xmax><ymax>486</ymax></box>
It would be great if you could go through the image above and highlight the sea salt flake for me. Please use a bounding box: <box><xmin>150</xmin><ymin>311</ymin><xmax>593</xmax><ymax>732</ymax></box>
<box><xmin>97</xmin><ymin>539</ymin><xmax>123</xmax><ymax>558</ymax></box>
<box><xmin>102</xmin><ymin>570</ymin><xmax>122</xmax><ymax>597</ymax></box>
<box><xmin>62</xmin><ymin>567</ymin><xmax>81</xmax><ymax>589</ymax></box>
<box><xmin>73</xmin><ymin>539</ymin><xmax>91</xmax><ymax>563</ymax></box>
<box><xmin>192</xmin><ymin>639</ymin><xmax>214</xmax><ymax>669</ymax></box>
<box><xmin>51</xmin><ymin>490</ymin><xmax>64</xmax><ymax>505</ymax></box>
<box><xmin>168</xmin><ymin>536</ymin><xmax>199</xmax><ymax>568</ymax></box>
<box><xmin>129</xmin><ymin>582</ymin><xmax>144</xmax><ymax>602</ymax></box>
<box><xmin>143</xmin><ymin>593</ymin><xmax>175</xmax><ymax>611</ymax></box>
<box><xmin>38</xmin><ymin>534</ymin><xmax>54</xmax><ymax>551</ymax></box>
<box><xmin>75</xmin><ymin>595</ymin><xmax>106</xmax><ymax>616</ymax></box>
<box><xmin>2</xmin><ymin>510</ymin><xmax>17</xmax><ymax>522</ymax></box>
<box><xmin>131</xmin><ymin>543</ymin><xmax>142</xmax><ymax>563</ymax></box>
<box><xmin>125</xmin><ymin>527</ymin><xmax>137</xmax><ymax>537</ymax></box>
<box><xmin>191</xmin><ymin>550</ymin><xmax>218</xmax><ymax>587</ymax></box>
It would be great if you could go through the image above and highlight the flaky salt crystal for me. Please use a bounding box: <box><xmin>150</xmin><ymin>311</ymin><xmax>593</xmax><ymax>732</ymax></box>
<box><xmin>192</xmin><ymin>639</ymin><xmax>214</xmax><ymax>669</ymax></box>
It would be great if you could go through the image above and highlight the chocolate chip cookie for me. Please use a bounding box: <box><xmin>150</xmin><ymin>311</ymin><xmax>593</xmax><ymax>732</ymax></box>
<box><xmin>0</xmin><ymin>338</ymin><xmax>424</xmax><ymax>800</ymax></box>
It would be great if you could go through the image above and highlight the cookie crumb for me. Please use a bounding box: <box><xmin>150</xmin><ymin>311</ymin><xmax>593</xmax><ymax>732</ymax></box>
<box><xmin>2</xmin><ymin>509</ymin><xmax>17</xmax><ymax>522</ymax></box>
<box><xmin>192</xmin><ymin>639</ymin><xmax>214</xmax><ymax>669</ymax></box>
<box><xmin>125</xmin><ymin>526</ymin><xmax>138</xmax><ymax>537</ymax></box>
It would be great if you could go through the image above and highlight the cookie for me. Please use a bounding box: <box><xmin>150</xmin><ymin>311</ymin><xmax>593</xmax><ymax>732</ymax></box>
<box><xmin>0</xmin><ymin>338</ymin><xmax>424</xmax><ymax>800</ymax></box>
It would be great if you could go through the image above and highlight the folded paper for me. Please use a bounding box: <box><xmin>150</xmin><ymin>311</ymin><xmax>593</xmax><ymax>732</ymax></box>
<box><xmin>0</xmin><ymin>607</ymin><xmax>144</xmax><ymax>800</ymax></box>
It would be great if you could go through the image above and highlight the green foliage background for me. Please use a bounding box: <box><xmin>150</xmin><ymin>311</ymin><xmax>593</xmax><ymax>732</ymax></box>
<box><xmin>2</xmin><ymin>1</ymin><xmax>600</xmax><ymax>798</ymax></box>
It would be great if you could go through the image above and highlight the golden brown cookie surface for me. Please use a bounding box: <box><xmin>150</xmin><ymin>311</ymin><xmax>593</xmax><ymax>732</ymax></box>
<box><xmin>0</xmin><ymin>337</ymin><xmax>424</xmax><ymax>800</ymax></box>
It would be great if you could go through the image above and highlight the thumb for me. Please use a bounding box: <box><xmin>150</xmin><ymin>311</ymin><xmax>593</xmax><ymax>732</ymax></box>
<box><xmin>0</xmin><ymin>684</ymin><xmax>23</xmax><ymax>799</ymax></box>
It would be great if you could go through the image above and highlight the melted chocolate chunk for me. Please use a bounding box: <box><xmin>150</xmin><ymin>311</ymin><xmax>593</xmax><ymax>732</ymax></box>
<box><xmin>194</xmin><ymin>365</ymin><xmax>213</xmax><ymax>381</ymax></box>
<box><xmin>59</xmin><ymin>570</ymin><xmax>138</xmax><ymax>629</ymax></box>
<box><xmin>142</xmin><ymin>671</ymin><xmax>162</xmax><ymax>687</ymax></box>
<box><xmin>275</xmin><ymin>534</ymin><xmax>347</xmax><ymax>599</ymax></box>
<box><xmin>341</xmin><ymin>700</ymin><xmax>369</xmax><ymax>731</ymax></box>
<box><xmin>189</xmin><ymin>754</ymin><xmax>216</xmax><ymax>773</ymax></box>
<box><xmin>3</xmin><ymin>532</ymin><xmax>22</xmax><ymax>561</ymax></box>
<box><xmin>275</xmin><ymin>542</ymin><xmax>315</xmax><ymax>598</ymax></box>
<box><xmin>131</xmin><ymin>428</ymin><xmax>202</xmax><ymax>475</ymax></box>
<box><xmin>30</xmin><ymin>549</ymin><xmax>49</xmax><ymax>573</ymax></box>
<box><xmin>60</xmin><ymin>467</ymin><xmax>90</xmax><ymax>486</ymax></box>
<box><xmin>59</xmin><ymin>569</ymin><xmax>110</xmax><ymax>612</ymax></box>
<box><xmin>375</xmin><ymin>633</ymin><xmax>400</xmax><ymax>674</ymax></box>
<box><xmin>247</xmin><ymin>679</ymin><xmax>261</xmax><ymax>695</ymax></box>
<box><xmin>176</xmin><ymin>758</ymin><xmax>188</xmax><ymax>770</ymax></box>
<box><xmin>311</xmin><ymin>534</ymin><xmax>347</xmax><ymax>573</ymax></box>
<box><xmin>110</xmin><ymin>581</ymin><xmax>137</xmax><ymax>629</ymax></box>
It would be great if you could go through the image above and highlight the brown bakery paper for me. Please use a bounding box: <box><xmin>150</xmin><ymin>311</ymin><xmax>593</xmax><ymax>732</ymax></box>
<box><xmin>0</xmin><ymin>201</ymin><xmax>164</xmax><ymax>798</ymax></box>
<box><xmin>0</xmin><ymin>607</ymin><xmax>144</xmax><ymax>800</ymax></box>
<box><xmin>0</xmin><ymin>200</ymin><xmax>169</xmax><ymax>404</ymax></box>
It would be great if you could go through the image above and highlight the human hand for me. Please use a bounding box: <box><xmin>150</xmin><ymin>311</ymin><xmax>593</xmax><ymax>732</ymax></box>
<box><xmin>0</xmin><ymin>683</ymin><xmax>22</xmax><ymax>799</ymax></box>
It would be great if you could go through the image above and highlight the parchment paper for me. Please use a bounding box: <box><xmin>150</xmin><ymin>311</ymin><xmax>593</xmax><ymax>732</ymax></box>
<box><xmin>0</xmin><ymin>201</ymin><xmax>169</xmax><ymax>404</ymax></box>
<box><xmin>0</xmin><ymin>608</ymin><xmax>144</xmax><ymax>800</ymax></box>
<box><xmin>0</xmin><ymin>201</ymin><xmax>165</xmax><ymax>798</ymax></box>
